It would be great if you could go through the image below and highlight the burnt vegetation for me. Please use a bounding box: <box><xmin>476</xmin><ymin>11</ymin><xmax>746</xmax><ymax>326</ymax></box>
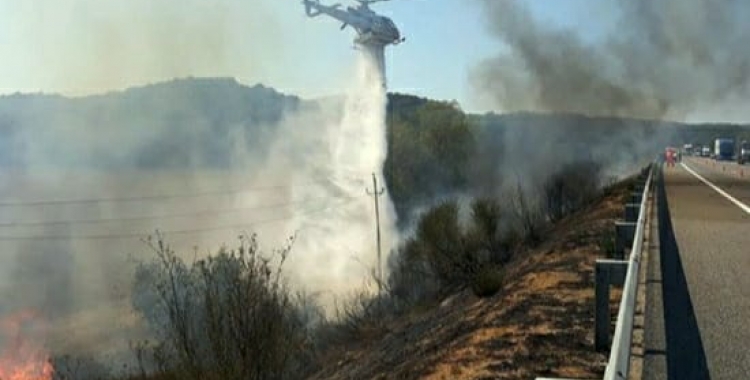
<box><xmin>112</xmin><ymin>98</ymin><xmax>614</xmax><ymax>379</ymax></box>
<box><xmin>35</xmin><ymin>92</ymin><xmax>652</xmax><ymax>380</ymax></box>
<box><xmin>127</xmin><ymin>234</ymin><xmax>318</xmax><ymax>380</ymax></box>
<box><xmin>5</xmin><ymin>85</ymin><xmax>733</xmax><ymax>378</ymax></box>
<box><xmin>543</xmin><ymin>161</ymin><xmax>603</xmax><ymax>223</ymax></box>
<box><xmin>114</xmin><ymin>160</ymin><xmax>608</xmax><ymax>380</ymax></box>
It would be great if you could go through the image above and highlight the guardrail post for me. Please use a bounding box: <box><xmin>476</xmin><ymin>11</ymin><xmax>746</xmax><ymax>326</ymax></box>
<box><xmin>595</xmin><ymin>260</ymin><xmax>628</xmax><ymax>351</ymax></box>
<box><xmin>624</xmin><ymin>203</ymin><xmax>640</xmax><ymax>222</ymax></box>
<box><xmin>536</xmin><ymin>165</ymin><xmax>653</xmax><ymax>380</ymax></box>
<box><xmin>595</xmin><ymin>264</ymin><xmax>610</xmax><ymax>351</ymax></box>
<box><xmin>614</xmin><ymin>221</ymin><xmax>637</xmax><ymax>260</ymax></box>
<box><xmin>630</xmin><ymin>192</ymin><xmax>643</xmax><ymax>205</ymax></box>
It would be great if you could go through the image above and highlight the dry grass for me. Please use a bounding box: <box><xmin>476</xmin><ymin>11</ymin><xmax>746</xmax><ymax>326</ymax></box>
<box><xmin>119</xmin><ymin>173</ymin><xmax>641</xmax><ymax>380</ymax></box>
<box><xmin>307</xmin><ymin>177</ymin><xmax>636</xmax><ymax>380</ymax></box>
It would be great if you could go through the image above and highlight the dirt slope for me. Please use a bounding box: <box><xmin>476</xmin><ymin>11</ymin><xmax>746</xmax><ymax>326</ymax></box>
<box><xmin>310</xmin><ymin>181</ymin><xmax>635</xmax><ymax>380</ymax></box>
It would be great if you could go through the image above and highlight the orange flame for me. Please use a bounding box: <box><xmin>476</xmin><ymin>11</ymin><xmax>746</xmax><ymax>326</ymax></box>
<box><xmin>0</xmin><ymin>310</ymin><xmax>54</xmax><ymax>380</ymax></box>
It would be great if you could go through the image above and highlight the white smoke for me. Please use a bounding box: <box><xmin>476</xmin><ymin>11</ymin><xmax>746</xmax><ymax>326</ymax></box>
<box><xmin>0</xmin><ymin>56</ymin><xmax>399</xmax><ymax>368</ymax></box>
<box><xmin>255</xmin><ymin>53</ymin><xmax>399</xmax><ymax>306</ymax></box>
<box><xmin>0</xmin><ymin>0</ymin><xmax>401</xmax><ymax>370</ymax></box>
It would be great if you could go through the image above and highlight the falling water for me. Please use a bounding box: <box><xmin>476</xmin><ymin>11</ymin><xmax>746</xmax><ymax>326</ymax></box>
<box><xmin>274</xmin><ymin>51</ymin><xmax>399</xmax><ymax>307</ymax></box>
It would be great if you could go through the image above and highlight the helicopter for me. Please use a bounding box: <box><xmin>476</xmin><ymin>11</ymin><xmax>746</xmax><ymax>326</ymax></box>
<box><xmin>302</xmin><ymin>0</ymin><xmax>405</xmax><ymax>46</ymax></box>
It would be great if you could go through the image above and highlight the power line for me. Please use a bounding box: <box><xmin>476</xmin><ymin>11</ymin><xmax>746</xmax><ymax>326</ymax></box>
<box><xmin>0</xmin><ymin>197</ymin><xmax>359</xmax><ymax>242</ymax></box>
<box><xmin>0</xmin><ymin>180</ymin><xmax>333</xmax><ymax>208</ymax></box>
<box><xmin>0</xmin><ymin>195</ymin><xmax>346</xmax><ymax>228</ymax></box>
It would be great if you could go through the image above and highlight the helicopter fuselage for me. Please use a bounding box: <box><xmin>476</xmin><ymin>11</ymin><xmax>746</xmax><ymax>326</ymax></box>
<box><xmin>303</xmin><ymin>0</ymin><xmax>403</xmax><ymax>46</ymax></box>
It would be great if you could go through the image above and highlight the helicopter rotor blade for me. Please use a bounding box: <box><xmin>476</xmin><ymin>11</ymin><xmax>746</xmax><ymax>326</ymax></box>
<box><xmin>355</xmin><ymin>0</ymin><xmax>391</xmax><ymax>4</ymax></box>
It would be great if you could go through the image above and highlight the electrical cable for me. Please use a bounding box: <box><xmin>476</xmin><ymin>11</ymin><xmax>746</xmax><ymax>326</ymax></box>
<box><xmin>0</xmin><ymin>195</ymin><xmax>347</xmax><ymax>228</ymax></box>
<box><xmin>0</xmin><ymin>179</ymin><xmax>336</xmax><ymax>208</ymax></box>
<box><xmin>0</xmin><ymin>197</ymin><xmax>360</xmax><ymax>241</ymax></box>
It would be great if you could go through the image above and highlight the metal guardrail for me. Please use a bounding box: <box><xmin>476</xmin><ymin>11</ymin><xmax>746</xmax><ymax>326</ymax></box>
<box><xmin>602</xmin><ymin>165</ymin><xmax>652</xmax><ymax>379</ymax></box>
<box><xmin>536</xmin><ymin>164</ymin><xmax>654</xmax><ymax>380</ymax></box>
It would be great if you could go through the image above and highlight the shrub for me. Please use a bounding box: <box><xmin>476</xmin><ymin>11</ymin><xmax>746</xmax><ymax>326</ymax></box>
<box><xmin>466</xmin><ymin>197</ymin><xmax>517</xmax><ymax>265</ymax></box>
<box><xmin>129</xmin><ymin>233</ymin><xmax>317</xmax><ymax>380</ymax></box>
<box><xmin>510</xmin><ymin>182</ymin><xmax>545</xmax><ymax>245</ymax></box>
<box><xmin>387</xmin><ymin>244</ymin><xmax>441</xmax><ymax>308</ymax></box>
<box><xmin>388</xmin><ymin>197</ymin><xmax>516</xmax><ymax>303</ymax></box>
<box><xmin>387</xmin><ymin>162</ymin><xmax>609</xmax><ymax>307</ymax></box>
<box><xmin>470</xmin><ymin>266</ymin><xmax>504</xmax><ymax>298</ymax></box>
<box><xmin>409</xmin><ymin>201</ymin><xmax>469</xmax><ymax>291</ymax></box>
<box><xmin>311</xmin><ymin>288</ymin><xmax>398</xmax><ymax>351</ymax></box>
<box><xmin>543</xmin><ymin>160</ymin><xmax>603</xmax><ymax>222</ymax></box>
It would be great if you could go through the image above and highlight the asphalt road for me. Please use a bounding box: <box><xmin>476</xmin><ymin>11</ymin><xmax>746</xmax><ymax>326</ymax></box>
<box><xmin>643</xmin><ymin>157</ymin><xmax>750</xmax><ymax>380</ymax></box>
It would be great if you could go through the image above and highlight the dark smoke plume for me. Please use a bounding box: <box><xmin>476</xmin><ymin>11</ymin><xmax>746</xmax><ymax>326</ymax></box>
<box><xmin>472</xmin><ymin>0</ymin><xmax>750</xmax><ymax>120</ymax></box>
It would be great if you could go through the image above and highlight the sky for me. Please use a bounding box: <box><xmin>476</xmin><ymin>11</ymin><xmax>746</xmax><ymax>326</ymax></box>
<box><xmin>4</xmin><ymin>0</ymin><xmax>747</xmax><ymax>122</ymax></box>
<box><xmin>0</xmin><ymin>0</ymin><xmax>611</xmax><ymax>114</ymax></box>
<box><xmin>384</xmin><ymin>0</ymin><xmax>615</xmax><ymax>111</ymax></box>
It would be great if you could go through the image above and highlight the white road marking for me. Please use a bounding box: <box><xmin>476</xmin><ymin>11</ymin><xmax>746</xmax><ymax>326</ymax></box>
<box><xmin>681</xmin><ymin>162</ymin><xmax>750</xmax><ymax>215</ymax></box>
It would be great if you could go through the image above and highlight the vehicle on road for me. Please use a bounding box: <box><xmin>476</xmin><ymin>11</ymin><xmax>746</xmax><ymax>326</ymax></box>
<box><xmin>683</xmin><ymin>143</ymin><xmax>693</xmax><ymax>156</ymax></box>
<box><xmin>701</xmin><ymin>145</ymin><xmax>711</xmax><ymax>157</ymax></box>
<box><xmin>738</xmin><ymin>140</ymin><xmax>750</xmax><ymax>164</ymax></box>
<box><xmin>714</xmin><ymin>138</ymin><xmax>735</xmax><ymax>161</ymax></box>
<box><xmin>665</xmin><ymin>147</ymin><xmax>677</xmax><ymax>166</ymax></box>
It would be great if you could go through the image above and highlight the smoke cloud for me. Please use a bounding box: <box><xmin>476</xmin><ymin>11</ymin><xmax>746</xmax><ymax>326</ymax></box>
<box><xmin>251</xmin><ymin>54</ymin><xmax>399</xmax><ymax>306</ymax></box>
<box><xmin>0</xmin><ymin>67</ymin><xmax>397</xmax><ymax>366</ymax></box>
<box><xmin>472</xmin><ymin>0</ymin><xmax>750</xmax><ymax>121</ymax></box>
<box><xmin>0</xmin><ymin>1</ymin><xmax>398</xmax><ymax>368</ymax></box>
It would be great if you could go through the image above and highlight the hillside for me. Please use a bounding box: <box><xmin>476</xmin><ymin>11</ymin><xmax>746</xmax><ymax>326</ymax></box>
<box><xmin>308</xmin><ymin>175</ymin><xmax>639</xmax><ymax>379</ymax></box>
<box><xmin>3</xmin><ymin>79</ymin><xmax>749</xmax><ymax>225</ymax></box>
<box><xmin>3</xmin><ymin>80</ymin><xmax>747</xmax><ymax>379</ymax></box>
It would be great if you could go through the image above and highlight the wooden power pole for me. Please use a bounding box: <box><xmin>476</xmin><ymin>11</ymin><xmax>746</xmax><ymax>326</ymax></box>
<box><xmin>366</xmin><ymin>173</ymin><xmax>385</xmax><ymax>292</ymax></box>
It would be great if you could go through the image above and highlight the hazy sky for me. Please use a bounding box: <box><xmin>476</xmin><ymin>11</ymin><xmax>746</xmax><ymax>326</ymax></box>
<box><xmin>0</xmin><ymin>0</ymin><xmax>608</xmax><ymax>112</ymax></box>
<box><xmin>2</xmin><ymin>0</ymin><xmax>747</xmax><ymax>122</ymax></box>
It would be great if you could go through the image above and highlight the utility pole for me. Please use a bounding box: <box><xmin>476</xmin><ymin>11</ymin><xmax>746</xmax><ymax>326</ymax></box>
<box><xmin>366</xmin><ymin>173</ymin><xmax>385</xmax><ymax>293</ymax></box>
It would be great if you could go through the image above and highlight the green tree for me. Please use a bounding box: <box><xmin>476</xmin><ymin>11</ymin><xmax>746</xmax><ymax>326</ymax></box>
<box><xmin>384</xmin><ymin>94</ymin><xmax>476</xmax><ymax>226</ymax></box>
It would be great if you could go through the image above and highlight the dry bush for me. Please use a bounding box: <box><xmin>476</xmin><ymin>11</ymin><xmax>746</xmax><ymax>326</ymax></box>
<box><xmin>543</xmin><ymin>160</ymin><xmax>603</xmax><ymax>223</ymax></box>
<box><xmin>387</xmin><ymin>197</ymin><xmax>516</xmax><ymax>302</ymax></box>
<box><xmin>409</xmin><ymin>201</ymin><xmax>470</xmax><ymax>290</ymax></box>
<box><xmin>312</xmin><ymin>287</ymin><xmax>398</xmax><ymax>350</ymax></box>
<box><xmin>510</xmin><ymin>182</ymin><xmax>546</xmax><ymax>246</ymax></box>
<box><xmin>387</xmin><ymin>247</ymin><xmax>441</xmax><ymax>307</ymax></box>
<box><xmin>387</xmin><ymin>161</ymin><xmax>613</xmax><ymax>304</ymax></box>
<box><xmin>129</xmin><ymin>233</ymin><xmax>318</xmax><ymax>380</ymax></box>
<box><xmin>470</xmin><ymin>265</ymin><xmax>504</xmax><ymax>298</ymax></box>
<box><xmin>395</xmin><ymin>201</ymin><xmax>476</xmax><ymax>294</ymax></box>
<box><xmin>466</xmin><ymin>197</ymin><xmax>518</xmax><ymax>265</ymax></box>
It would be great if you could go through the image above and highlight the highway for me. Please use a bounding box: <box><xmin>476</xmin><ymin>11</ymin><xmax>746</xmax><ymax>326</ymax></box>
<box><xmin>643</xmin><ymin>157</ymin><xmax>750</xmax><ymax>379</ymax></box>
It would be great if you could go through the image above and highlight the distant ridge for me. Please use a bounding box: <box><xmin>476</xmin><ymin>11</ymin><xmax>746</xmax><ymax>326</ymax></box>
<box><xmin>2</xmin><ymin>78</ymin><xmax>750</xmax><ymax>172</ymax></box>
<box><xmin>0</xmin><ymin>77</ymin><xmax>297</xmax><ymax>101</ymax></box>
<box><xmin>0</xmin><ymin>77</ymin><xmax>305</xmax><ymax>169</ymax></box>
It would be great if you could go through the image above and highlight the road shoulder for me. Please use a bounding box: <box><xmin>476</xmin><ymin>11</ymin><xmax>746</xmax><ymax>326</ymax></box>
<box><xmin>639</xmin><ymin>167</ymin><xmax>667</xmax><ymax>379</ymax></box>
